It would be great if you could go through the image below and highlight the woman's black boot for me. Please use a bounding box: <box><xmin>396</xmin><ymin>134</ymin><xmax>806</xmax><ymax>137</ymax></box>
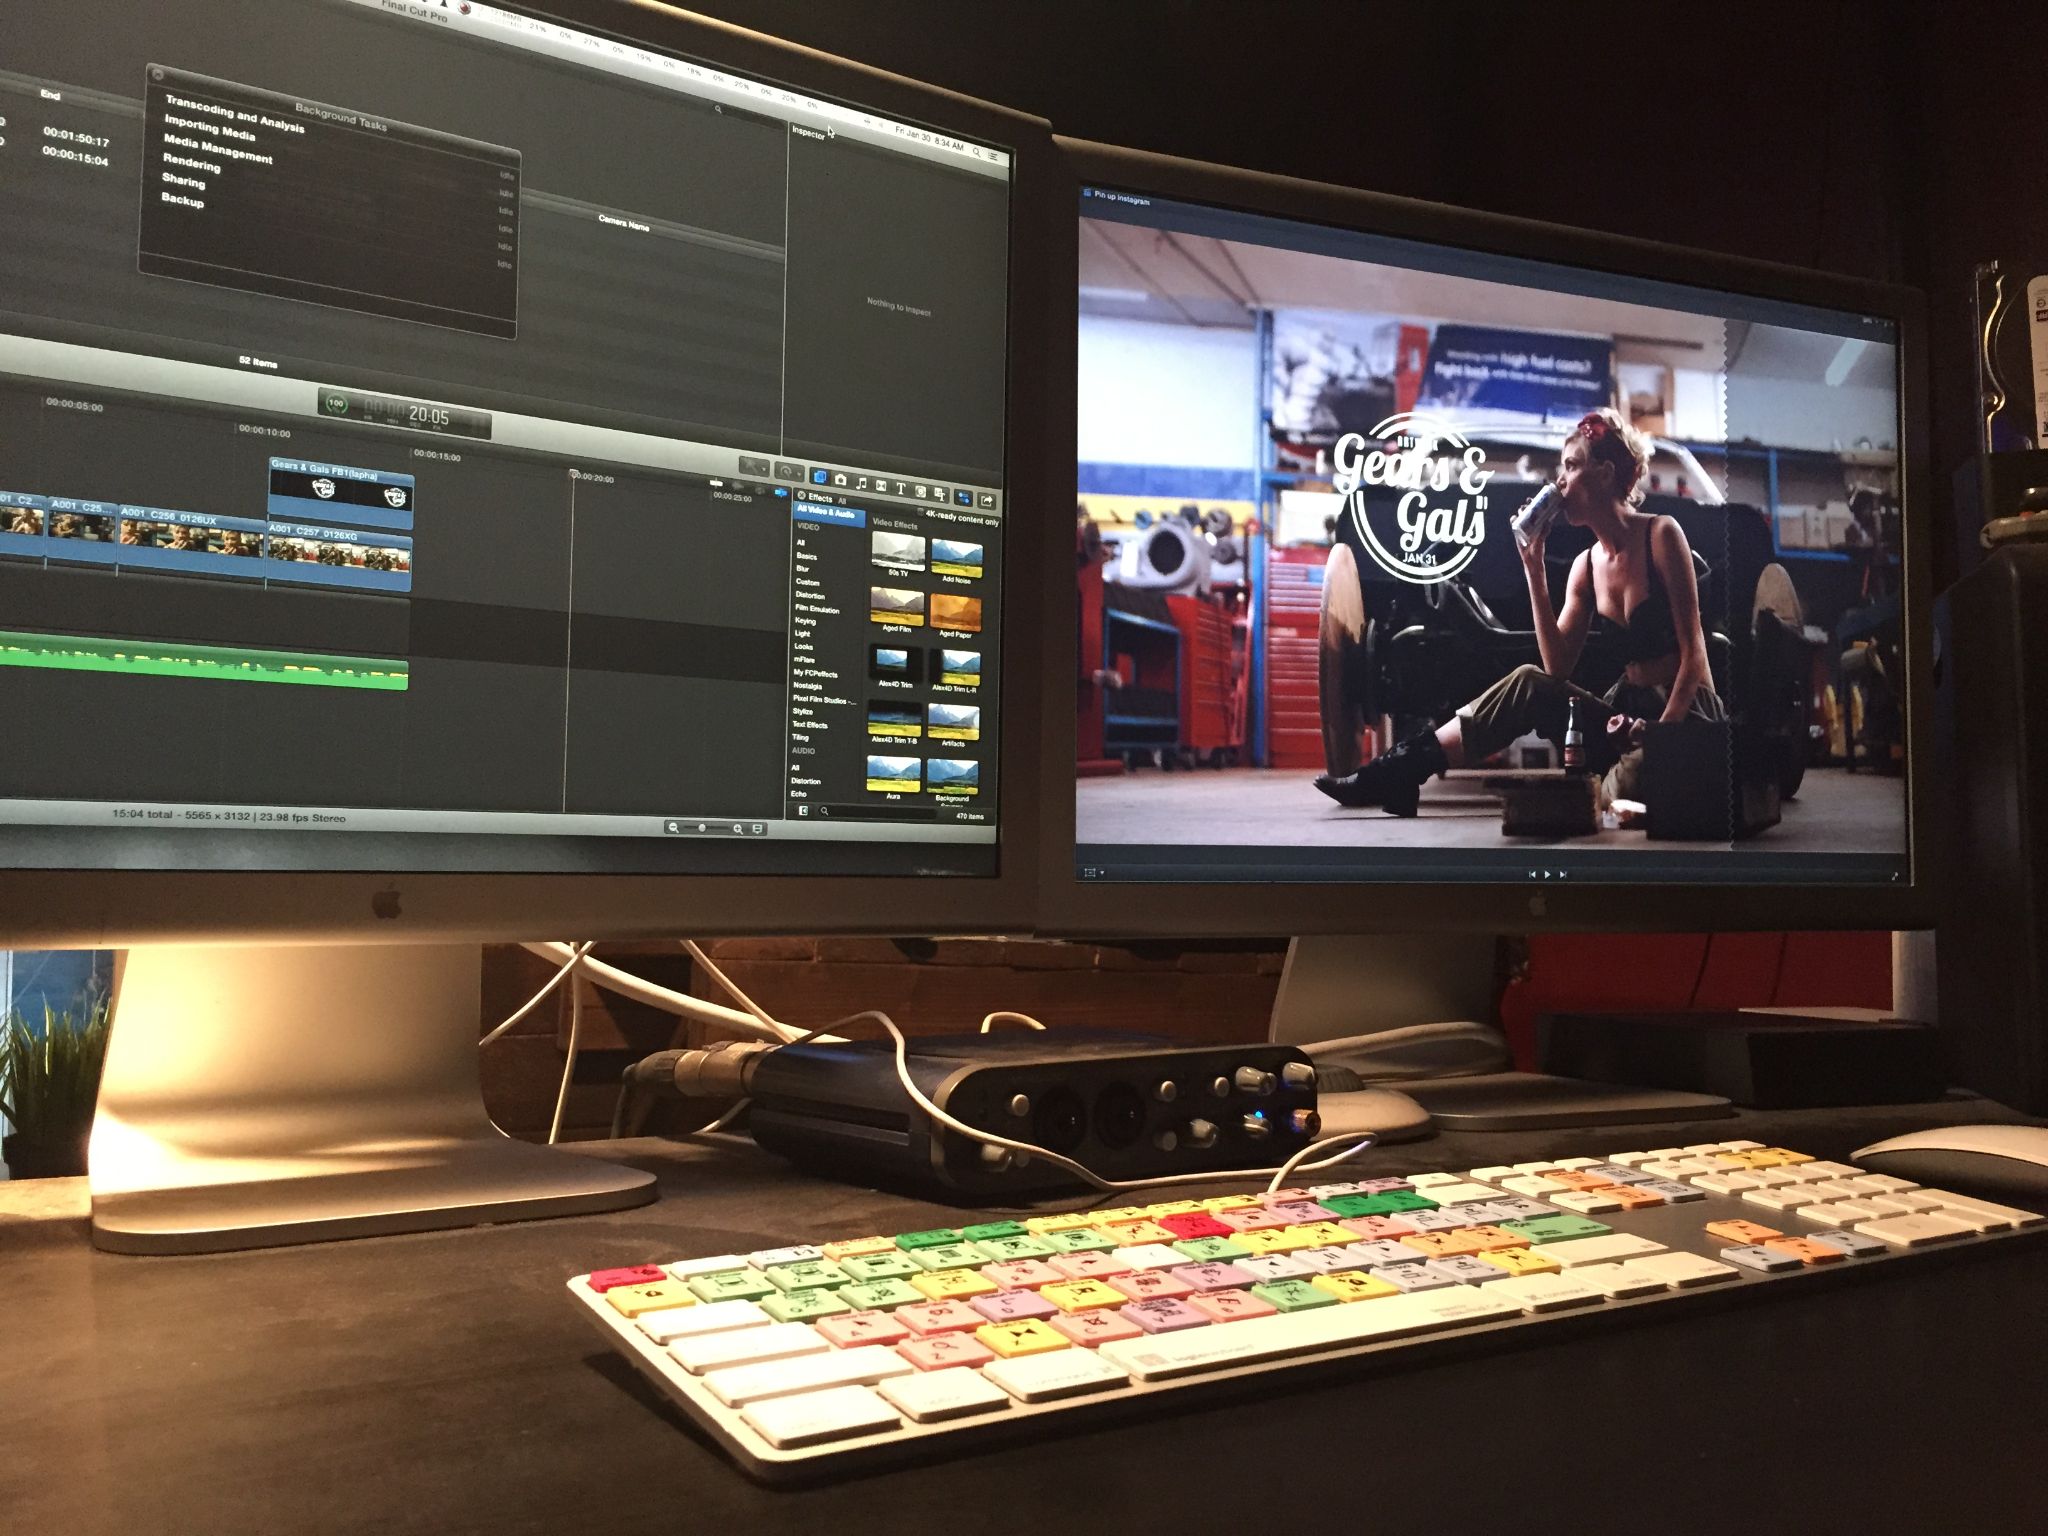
<box><xmin>1313</xmin><ymin>731</ymin><xmax>1448</xmax><ymax>816</ymax></box>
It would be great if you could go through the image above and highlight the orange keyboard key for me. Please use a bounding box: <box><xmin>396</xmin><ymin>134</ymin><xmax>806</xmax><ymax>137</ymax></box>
<box><xmin>1604</xmin><ymin>1186</ymin><xmax>1665</xmax><ymax>1210</ymax></box>
<box><xmin>1548</xmin><ymin>1171</ymin><xmax>1618</xmax><ymax>1192</ymax></box>
<box><xmin>1462</xmin><ymin>1225</ymin><xmax>1529</xmax><ymax>1252</ymax></box>
<box><xmin>1705</xmin><ymin>1219</ymin><xmax>1782</xmax><ymax>1246</ymax></box>
<box><xmin>1398</xmin><ymin>1230</ymin><xmax>1486</xmax><ymax>1259</ymax></box>
<box><xmin>1763</xmin><ymin>1237</ymin><xmax>1846</xmax><ymax>1265</ymax></box>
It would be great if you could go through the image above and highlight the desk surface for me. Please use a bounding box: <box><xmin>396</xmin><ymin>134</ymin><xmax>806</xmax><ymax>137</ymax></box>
<box><xmin>5</xmin><ymin>1099</ymin><xmax>2045</xmax><ymax>1535</ymax></box>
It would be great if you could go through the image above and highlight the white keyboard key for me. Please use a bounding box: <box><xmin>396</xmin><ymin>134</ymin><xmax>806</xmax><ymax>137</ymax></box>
<box><xmin>1865</xmin><ymin>1192</ymin><xmax>1945</xmax><ymax>1216</ymax></box>
<box><xmin>665</xmin><ymin>1253</ymin><xmax>751</xmax><ymax>1280</ymax></box>
<box><xmin>1487</xmin><ymin>1272</ymin><xmax>1606</xmax><ymax>1313</ymax></box>
<box><xmin>1664</xmin><ymin>1157</ymin><xmax>1724</xmax><ymax>1175</ymax></box>
<box><xmin>1409</xmin><ymin>1172</ymin><xmax>1465</xmax><ymax>1187</ymax></box>
<box><xmin>1903</xmin><ymin>1204</ymin><xmax>2003</xmax><ymax>1234</ymax></box>
<box><xmin>639</xmin><ymin>1298</ymin><xmax>772</xmax><ymax>1344</ymax></box>
<box><xmin>1795</xmin><ymin>1200</ymin><xmax>1888</xmax><ymax>1226</ymax></box>
<box><xmin>748</xmin><ymin>1244</ymin><xmax>825</xmax><ymax>1268</ymax></box>
<box><xmin>1547</xmin><ymin>1189</ymin><xmax>1625</xmax><ymax>1214</ymax></box>
<box><xmin>1854</xmin><ymin>1212</ymin><xmax>1978</xmax><ymax>1248</ymax></box>
<box><xmin>1097</xmin><ymin>1287</ymin><xmax>1518</xmax><ymax>1383</ymax></box>
<box><xmin>877</xmin><ymin>1367</ymin><xmax>1011</xmax><ymax>1423</ymax></box>
<box><xmin>1722</xmin><ymin>1140</ymin><xmax>1765</xmax><ymax>1151</ymax></box>
<box><xmin>1510</xmin><ymin>1161</ymin><xmax>1563</xmax><ymax>1174</ymax></box>
<box><xmin>1501</xmin><ymin>1174</ymin><xmax>1568</xmax><ymax>1195</ymax></box>
<box><xmin>983</xmin><ymin>1347</ymin><xmax>1129</xmax><ymax>1403</ymax></box>
<box><xmin>1917</xmin><ymin>1189</ymin><xmax>2045</xmax><ymax>1229</ymax></box>
<box><xmin>1743</xmin><ymin>1187</ymin><xmax>1817</xmax><ymax>1213</ymax></box>
<box><xmin>1630</xmin><ymin>1251</ymin><xmax>1739</xmax><ymax>1288</ymax></box>
<box><xmin>1422</xmin><ymin>1182</ymin><xmax>1504</xmax><ymax>1205</ymax></box>
<box><xmin>1692</xmin><ymin>1172</ymin><xmax>1764</xmax><ymax>1194</ymax></box>
<box><xmin>1803</xmin><ymin>1180</ymin><xmax>1866</xmax><ymax>1201</ymax></box>
<box><xmin>1540</xmin><ymin>1233</ymin><xmax>1668</xmax><ymax>1268</ymax></box>
<box><xmin>1855</xmin><ymin>1174</ymin><xmax>1919</xmax><ymax>1194</ymax></box>
<box><xmin>1796</xmin><ymin>1161</ymin><xmax>1862</xmax><ymax>1180</ymax></box>
<box><xmin>1834</xmin><ymin>1176</ymin><xmax>1898</xmax><ymax>1197</ymax></box>
<box><xmin>1548</xmin><ymin>1157</ymin><xmax>1601</xmax><ymax>1170</ymax></box>
<box><xmin>1748</xmin><ymin>1169</ymin><xmax>1803</xmax><ymax>1188</ymax></box>
<box><xmin>671</xmin><ymin>1320</ymin><xmax>831</xmax><ymax>1375</ymax></box>
<box><xmin>1639</xmin><ymin>1161</ymin><xmax>1691</xmax><ymax>1179</ymax></box>
<box><xmin>1112</xmin><ymin>1244</ymin><xmax>1186</xmax><ymax>1271</ymax></box>
<box><xmin>1639</xmin><ymin>1147</ymin><xmax>1684</xmax><ymax>1160</ymax></box>
<box><xmin>1468</xmin><ymin>1165</ymin><xmax>1518</xmax><ymax>1182</ymax></box>
<box><xmin>1579</xmin><ymin>1262</ymin><xmax>1672</xmax><ymax>1299</ymax></box>
<box><xmin>704</xmin><ymin>1344</ymin><xmax>916</xmax><ymax>1407</ymax></box>
<box><xmin>1606</xmin><ymin>1150</ymin><xmax>1660</xmax><ymax>1166</ymax></box>
<box><xmin>740</xmin><ymin>1385</ymin><xmax>898</xmax><ymax>1449</ymax></box>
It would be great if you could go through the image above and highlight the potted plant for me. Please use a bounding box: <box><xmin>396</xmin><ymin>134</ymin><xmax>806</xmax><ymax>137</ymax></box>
<box><xmin>0</xmin><ymin>994</ymin><xmax>112</xmax><ymax>1179</ymax></box>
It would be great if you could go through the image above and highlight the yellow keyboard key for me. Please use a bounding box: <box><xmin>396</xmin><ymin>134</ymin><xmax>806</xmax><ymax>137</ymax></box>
<box><xmin>975</xmin><ymin>1318</ymin><xmax>1071</xmax><ymax>1357</ymax></box>
<box><xmin>1765</xmin><ymin>1148</ymin><xmax>1813</xmax><ymax>1165</ymax></box>
<box><xmin>1142</xmin><ymin>1200</ymin><xmax>1204</xmax><ymax>1218</ymax></box>
<box><xmin>1040</xmin><ymin>1278</ymin><xmax>1127</xmax><ymax>1312</ymax></box>
<box><xmin>819</xmin><ymin>1235</ymin><xmax>895</xmax><ymax>1261</ymax></box>
<box><xmin>605</xmin><ymin>1280</ymin><xmax>697</xmax><ymax>1318</ymax></box>
<box><xmin>1199</xmin><ymin>1194</ymin><xmax>1261</xmax><ymax>1213</ymax></box>
<box><xmin>1311</xmin><ymin>1271</ymin><xmax>1399</xmax><ymax>1303</ymax></box>
<box><xmin>1104</xmin><ymin>1220</ymin><xmax>1178</xmax><ymax>1246</ymax></box>
<box><xmin>1022</xmin><ymin>1213</ymin><xmax>1100</xmax><ymax>1235</ymax></box>
<box><xmin>1283</xmin><ymin>1221</ymin><xmax>1358</xmax><ymax>1248</ymax></box>
<box><xmin>1476</xmin><ymin>1247</ymin><xmax>1558</xmax><ymax>1278</ymax></box>
<box><xmin>1233</xmin><ymin>1227</ymin><xmax>1321</xmax><ymax>1255</ymax></box>
<box><xmin>910</xmin><ymin>1267</ymin><xmax>999</xmax><ymax>1302</ymax></box>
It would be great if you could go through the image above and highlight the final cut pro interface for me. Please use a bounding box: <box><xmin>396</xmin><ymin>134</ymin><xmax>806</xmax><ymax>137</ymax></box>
<box><xmin>0</xmin><ymin>0</ymin><xmax>1011</xmax><ymax>875</ymax></box>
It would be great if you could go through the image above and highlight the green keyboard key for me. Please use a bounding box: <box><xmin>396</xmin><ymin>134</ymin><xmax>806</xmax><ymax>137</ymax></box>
<box><xmin>908</xmin><ymin>1242</ymin><xmax>985</xmax><ymax>1272</ymax></box>
<box><xmin>1315</xmin><ymin>1194</ymin><xmax>1381</xmax><ymax>1219</ymax></box>
<box><xmin>839</xmin><ymin>1251</ymin><xmax>921</xmax><ymax>1283</ymax></box>
<box><xmin>1354</xmin><ymin>1190</ymin><xmax>1438</xmax><ymax>1215</ymax></box>
<box><xmin>1172</xmin><ymin>1235</ymin><xmax>1252</xmax><ymax>1262</ymax></box>
<box><xmin>960</xmin><ymin>1220</ymin><xmax>1028</xmax><ymax>1242</ymax></box>
<box><xmin>686</xmin><ymin>1269</ymin><xmax>777</xmax><ymax>1304</ymax></box>
<box><xmin>763</xmin><ymin>1259</ymin><xmax>849</xmax><ymax>1292</ymax></box>
<box><xmin>894</xmin><ymin>1228</ymin><xmax>964</xmax><ymax>1251</ymax></box>
<box><xmin>973</xmin><ymin>1234</ymin><xmax>1056</xmax><ymax>1262</ymax></box>
<box><xmin>839</xmin><ymin>1277</ymin><xmax>924</xmax><ymax>1311</ymax></box>
<box><xmin>760</xmin><ymin>1288</ymin><xmax>853</xmax><ymax>1323</ymax></box>
<box><xmin>1252</xmin><ymin>1278</ymin><xmax>1338</xmax><ymax>1312</ymax></box>
<box><xmin>1500</xmin><ymin>1214</ymin><xmax>1612</xmax><ymax>1244</ymax></box>
<box><xmin>1040</xmin><ymin>1227</ymin><xmax>1116</xmax><ymax>1254</ymax></box>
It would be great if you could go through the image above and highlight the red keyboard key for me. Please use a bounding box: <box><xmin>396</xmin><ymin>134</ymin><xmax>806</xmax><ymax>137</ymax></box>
<box><xmin>588</xmin><ymin>1266</ymin><xmax>666</xmax><ymax>1293</ymax></box>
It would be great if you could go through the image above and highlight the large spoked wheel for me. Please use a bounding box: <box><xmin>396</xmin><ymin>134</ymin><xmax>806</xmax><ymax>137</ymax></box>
<box><xmin>1318</xmin><ymin>544</ymin><xmax>1373</xmax><ymax>776</ymax></box>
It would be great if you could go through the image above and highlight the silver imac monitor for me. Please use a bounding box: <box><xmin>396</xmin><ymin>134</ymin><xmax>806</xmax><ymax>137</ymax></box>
<box><xmin>0</xmin><ymin>0</ymin><xmax>1050</xmax><ymax>1249</ymax></box>
<box><xmin>1042</xmin><ymin>139</ymin><xmax>1932</xmax><ymax>1122</ymax></box>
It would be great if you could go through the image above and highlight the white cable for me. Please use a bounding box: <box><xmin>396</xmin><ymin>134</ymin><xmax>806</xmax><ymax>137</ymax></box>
<box><xmin>979</xmin><ymin>1010</ymin><xmax>1047</xmax><ymax>1033</ymax></box>
<box><xmin>548</xmin><ymin>970</ymin><xmax>585</xmax><ymax>1146</ymax></box>
<box><xmin>813</xmin><ymin>1008</ymin><xmax>1376</xmax><ymax>1196</ymax></box>
<box><xmin>479</xmin><ymin>940</ymin><xmax>594</xmax><ymax>1046</ymax></box>
<box><xmin>518</xmin><ymin>941</ymin><xmax>787</xmax><ymax>1040</ymax></box>
<box><xmin>681</xmin><ymin>940</ymin><xmax>804</xmax><ymax>1041</ymax></box>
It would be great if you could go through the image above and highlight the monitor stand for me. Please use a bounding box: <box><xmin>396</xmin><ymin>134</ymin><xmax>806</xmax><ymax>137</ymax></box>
<box><xmin>88</xmin><ymin>944</ymin><xmax>656</xmax><ymax>1254</ymax></box>
<box><xmin>1269</xmin><ymin>935</ymin><xmax>1734</xmax><ymax>1135</ymax></box>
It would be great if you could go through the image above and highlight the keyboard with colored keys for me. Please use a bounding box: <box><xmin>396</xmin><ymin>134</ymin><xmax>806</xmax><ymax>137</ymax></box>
<box><xmin>569</xmin><ymin>1140</ymin><xmax>2044</xmax><ymax>1481</ymax></box>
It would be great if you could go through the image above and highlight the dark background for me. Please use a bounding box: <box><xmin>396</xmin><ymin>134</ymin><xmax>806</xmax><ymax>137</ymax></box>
<box><xmin>607</xmin><ymin>0</ymin><xmax>2032</xmax><ymax>595</ymax></box>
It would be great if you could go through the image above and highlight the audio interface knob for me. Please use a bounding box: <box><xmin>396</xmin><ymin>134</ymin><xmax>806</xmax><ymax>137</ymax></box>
<box><xmin>1185</xmin><ymin>1118</ymin><xmax>1218</xmax><ymax>1149</ymax></box>
<box><xmin>1153</xmin><ymin>1080</ymin><xmax>1178</xmax><ymax>1104</ymax></box>
<box><xmin>1211</xmin><ymin>1076</ymin><xmax>1231</xmax><ymax>1099</ymax></box>
<box><xmin>1152</xmin><ymin>1129</ymin><xmax>1179</xmax><ymax>1152</ymax></box>
<box><xmin>1234</xmin><ymin>1066</ymin><xmax>1276</xmax><ymax>1096</ymax></box>
<box><xmin>1281</xmin><ymin>1061</ymin><xmax>1317</xmax><ymax>1091</ymax></box>
<box><xmin>1008</xmin><ymin>1094</ymin><xmax>1032</xmax><ymax>1118</ymax></box>
<box><xmin>1240</xmin><ymin>1114</ymin><xmax>1271</xmax><ymax>1141</ymax></box>
<box><xmin>979</xmin><ymin>1143</ymin><xmax>1016</xmax><ymax>1171</ymax></box>
<box><xmin>1287</xmin><ymin>1108</ymin><xmax>1321</xmax><ymax>1136</ymax></box>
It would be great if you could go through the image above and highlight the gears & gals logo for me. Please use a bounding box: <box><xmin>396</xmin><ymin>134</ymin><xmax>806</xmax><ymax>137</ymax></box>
<box><xmin>1331</xmin><ymin>412</ymin><xmax>1493</xmax><ymax>584</ymax></box>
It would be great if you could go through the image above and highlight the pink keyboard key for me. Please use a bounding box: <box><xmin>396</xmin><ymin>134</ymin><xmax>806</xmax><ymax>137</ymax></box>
<box><xmin>971</xmin><ymin>1289</ymin><xmax>1060</xmax><ymax>1323</ymax></box>
<box><xmin>897</xmin><ymin>1300</ymin><xmax>986</xmax><ymax>1336</ymax></box>
<box><xmin>981</xmin><ymin>1259</ymin><xmax>1065</xmax><ymax>1290</ymax></box>
<box><xmin>1121</xmin><ymin>1298</ymin><xmax>1210</xmax><ymax>1333</ymax></box>
<box><xmin>1170</xmin><ymin>1260</ymin><xmax>1255</xmax><ymax>1293</ymax></box>
<box><xmin>587</xmin><ymin>1266</ymin><xmax>666</xmax><ymax>1293</ymax></box>
<box><xmin>1049</xmin><ymin>1250</ymin><xmax>1133</xmax><ymax>1280</ymax></box>
<box><xmin>896</xmin><ymin>1333</ymin><xmax>996</xmax><ymax>1371</ymax></box>
<box><xmin>815</xmin><ymin>1310</ymin><xmax>912</xmax><ymax>1348</ymax></box>
<box><xmin>1340</xmin><ymin>1214</ymin><xmax>1418</xmax><ymax>1241</ymax></box>
<box><xmin>1263</xmin><ymin>1201</ymin><xmax>1329</xmax><ymax>1225</ymax></box>
<box><xmin>1215</xmin><ymin>1207</ymin><xmax>1292</xmax><ymax>1233</ymax></box>
<box><xmin>1188</xmin><ymin>1288</ymin><xmax>1278</xmax><ymax>1324</ymax></box>
<box><xmin>1108</xmin><ymin>1270</ymin><xmax>1195</xmax><ymax>1303</ymax></box>
<box><xmin>1048</xmin><ymin>1309</ymin><xmax>1145</xmax><ymax>1347</ymax></box>
<box><xmin>1259</xmin><ymin>1188</ymin><xmax>1313</xmax><ymax>1206</ymax></box>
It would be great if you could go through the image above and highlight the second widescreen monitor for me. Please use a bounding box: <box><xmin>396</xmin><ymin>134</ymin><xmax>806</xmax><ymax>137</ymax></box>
<box><xmin>1074</xmin><ymin>178</ymin><xmax>1909</xmax><ymax>891</ymax></box>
